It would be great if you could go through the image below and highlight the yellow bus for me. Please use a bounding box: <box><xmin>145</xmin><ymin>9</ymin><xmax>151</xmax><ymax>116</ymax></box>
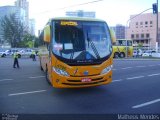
<box><xmin>113</xmin><ymin>39</ymin><xmax>133</xmax><ymax>58</ymax></box>
<box><xmin>39</xmin><ymin>17</ymin><xmax>113</xmax><ymax>88</ymax></box>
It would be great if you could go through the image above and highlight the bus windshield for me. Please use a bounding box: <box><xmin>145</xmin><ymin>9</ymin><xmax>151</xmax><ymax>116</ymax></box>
<box><xmin>52</xmin><ymin>20</ymin><xmax>112</xmax><ymax>65</ymax></box>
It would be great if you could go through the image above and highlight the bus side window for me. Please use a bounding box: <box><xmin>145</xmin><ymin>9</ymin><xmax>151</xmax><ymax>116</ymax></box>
<box><xmin>47</xmin><ymin>43</ymin><xmax>51</xmax><ymax>57</ymax></box>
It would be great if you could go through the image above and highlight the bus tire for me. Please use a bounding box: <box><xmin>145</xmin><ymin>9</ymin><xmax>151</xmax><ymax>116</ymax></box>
<box><xmin>114</xmin><ymin>52</ymin><xmax>119</xmax><ymax>58</ymax></box>
<box><xmin>40</xmin><ymin>61</ymin><xmax>43</xmax><ymax>71</ymax></box>
<box><xmin>45</xmin><ymin>69</ymin><xmax>51</xmax><ymax>85</ymax></box>
<box><xmin>119</xmin><ymin>52</ymin><xmax>125</xmax><ymax>58</ymax></box>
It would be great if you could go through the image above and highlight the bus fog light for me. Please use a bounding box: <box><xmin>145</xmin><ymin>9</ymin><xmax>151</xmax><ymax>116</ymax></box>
<box><xmin>101</xmin><ymin>65</ymin><xmax>112</xmax><ymax>75</ymax></box>
<box><xmin>56</xmin><ymin>79</ymin><xmax>60</xmax><ymax>83</ymax></box>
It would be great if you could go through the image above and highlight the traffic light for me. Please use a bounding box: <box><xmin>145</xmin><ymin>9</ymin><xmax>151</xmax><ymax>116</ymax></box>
<box><xmin>152</xmin><ymin>3</ymin><xmax>158</xmax><ymax>14</ymax></box>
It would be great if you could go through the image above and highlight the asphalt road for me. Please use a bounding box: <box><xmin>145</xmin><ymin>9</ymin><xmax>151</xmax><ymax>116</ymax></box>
<box><xmin>0</xmin><ymin>57</ymin><xmax>160</xmax><ymax>119</ymax></box>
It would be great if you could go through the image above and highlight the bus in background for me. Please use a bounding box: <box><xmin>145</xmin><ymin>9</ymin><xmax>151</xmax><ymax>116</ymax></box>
<box><xmin>39</xmin><ymin>17</ymin><xmax>113</xmax><ymax>88</ymax></box>
<box><xmin>112</xmin><ymin>39</ymin><xmax>133</xmax><ymax>58</ymax></box>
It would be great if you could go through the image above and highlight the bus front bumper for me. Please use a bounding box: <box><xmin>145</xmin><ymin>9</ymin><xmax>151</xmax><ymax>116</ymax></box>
<box><xmin>51</xmin><ymin>71</ymin><xmax>112</xmax><ymax>88</ymax></box>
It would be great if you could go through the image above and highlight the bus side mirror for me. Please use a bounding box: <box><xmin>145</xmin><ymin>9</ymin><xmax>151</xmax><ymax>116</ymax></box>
<box><xmin>109</xmin><ymin>29</ymin><xmax>116</xmax><ymax>44</ymax></box>
<box><xmin>44</xmin><ymin>25</ymin><xmax>51</xmax><ymax>43</ymax></box>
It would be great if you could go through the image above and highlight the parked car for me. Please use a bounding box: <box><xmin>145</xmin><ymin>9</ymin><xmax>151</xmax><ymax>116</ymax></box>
<box><xmin>142</xmin><ymin>50</ymin><xmax>156</xmax><ymax>57</ymax></box>
<box><xmin>0</xmin><ymin>50</ymin><xmax>11</xmax><ymax>57</ymax></box>
<box><xmin>18</xmin><ymin>49</ymin><xmax>33</xmax><ymax>58</ymax></box>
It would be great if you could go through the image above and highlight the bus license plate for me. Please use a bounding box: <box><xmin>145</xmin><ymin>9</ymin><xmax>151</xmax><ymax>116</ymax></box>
<box><xmin>81</xmin><ymin>78</ymin><xmax>91</xmax><ymax>82</ymax></box>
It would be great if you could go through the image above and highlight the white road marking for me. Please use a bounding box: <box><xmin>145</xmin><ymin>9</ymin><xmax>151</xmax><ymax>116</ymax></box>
<box><xmin>121</xmin><ymin>67</ymin><xmax>132</xmax><ymax>70</ymax></box>
<box><xmin>0</xmin><ymin>79</ymin><xmax>13</xmax><ymax>82</ymax></box>
<box><xmin>112</xmin><ymin>69</ymin><xmax>117</xmax><ymax>71</ymax></box>
<box><xmin>148</xmin><ymin>73</ymin><xmax>160</xmax><ymax>77</ymax></box>
<box><xmin>136</xmin><ymin>66</ymin><xmax>146</xmax><ymax>68</ymax></box>
<box><xmin>29</xmin><ymin>76</ymin><xmax>45</xmax><ymax>79</ymax></box>
<box><xmin>148</xmin><ymin>65</ymin><xmax>156</xmax><ymax>67</ymax></box>
<box><xmin>112</xmin><ymin>79</ymin><xmax>122</xmax><ymax>82</ymax></box>
<box><xmin>132</xmin><ymin>99</ymin><xmax>160</xmax><ymax>109</ymax></box>
<box><xmin>8</xmin><ymin>90</ymin><xmax>47</xmax><ymax>96</ymax></box>
<box><xmin>127</xmin><ymin>76</ymin><xmax>144</xmax><ymax>80</ymax></box>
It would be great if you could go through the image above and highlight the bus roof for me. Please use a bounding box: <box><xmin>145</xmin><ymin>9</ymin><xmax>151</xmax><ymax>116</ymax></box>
<box><xmin>49</xmin><ymin>17</ymin><xmax>106</xmax><ymax>22</ymax></box>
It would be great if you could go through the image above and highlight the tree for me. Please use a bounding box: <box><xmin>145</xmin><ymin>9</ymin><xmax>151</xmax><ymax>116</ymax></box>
<box><xmin>0</xmin><ymin>13</ymin><xmax>27</xmax><ymax>48</ymax></box>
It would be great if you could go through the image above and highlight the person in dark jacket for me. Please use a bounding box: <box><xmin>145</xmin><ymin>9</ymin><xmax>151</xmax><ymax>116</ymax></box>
<box><xmin>13</xmin><ymin>52</ymin><xmax>20</xmax><ymax>68</ymax></box>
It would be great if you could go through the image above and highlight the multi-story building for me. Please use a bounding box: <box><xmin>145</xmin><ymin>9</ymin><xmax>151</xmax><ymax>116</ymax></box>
<box><xmin>110</xmin><ymin>24</ymin><xmax>125</xmax><ymax>39</ymax></box>
<box><xmin>0</xmin><ymin>6</ymin><xmax>26</xmax><ymax>47</ymax></box>
<box><xmin>15</xmin><ymin>0</ymin><xmax>29</xmax><ymax>28</ymax></box>
<box><xmin>66</xmin><ymin>10</ymin><xmax>96</xmax><ymax>18</ymax></box>
<box><xmin>29</xmin><ymin>19</ymin><xmax>35</xmax><ymax>36</ymax></box>
<box><xmin>127</xmin><ymin>12</ymin><xmax>160</xmax><ymax>50</ymax></box>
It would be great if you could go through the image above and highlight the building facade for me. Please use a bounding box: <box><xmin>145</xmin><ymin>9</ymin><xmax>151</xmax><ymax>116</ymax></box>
<box><xmin>66</xmin><ymin>10</ymin><xmax>95</xmax><ymax>18</ymax></box>
<box><xmin>127</xmin><ymin>12</ymin><xmax>160</xmax><ymax>50</ymax></box>
<box><xmin>29</xmin><ymin>19</ymin><xmax>35</xmax><ymax>35</ymax></box>
<box><xmin>15</xmin><ymin>0</ymin><xmax>29</xmax><ymax>28</ymax></box>
<box><xmin>110</xmin><ymin>24</ymin><xmax>125</xmax><ymax>39</ymax></box>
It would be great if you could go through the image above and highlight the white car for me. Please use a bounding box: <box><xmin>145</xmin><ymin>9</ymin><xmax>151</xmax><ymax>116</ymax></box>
<box><xmin>19</xmin><ymin>49</ymin><xmax>33</xmax><ymax>58</ymax></box>
<box><xmin>142</xmin><ymin>50</ymin><xmax>156</xmax><ymax>57</ymax></box>
<box><xmin>0</xmin><ymin>50</ymin><xmax>11</xmax><ymax>57</ymax></box>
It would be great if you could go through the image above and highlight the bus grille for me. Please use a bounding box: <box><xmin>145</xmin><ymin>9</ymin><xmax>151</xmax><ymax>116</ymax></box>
<box><xmin>62</xmin><ymin>77</ymin><xmax>107</xmax><ymax>86</ymax></box>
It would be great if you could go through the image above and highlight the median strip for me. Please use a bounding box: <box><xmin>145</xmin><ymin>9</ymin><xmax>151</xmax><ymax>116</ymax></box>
<box><xmin>8</xmin><ymin>90</ymin><xmax>47</xmax><ymax>96</ymax></box>
<box><xmin>132</xmin><ymin>99</ymin><xmax>160</xmax><ymax>109</ymax></box>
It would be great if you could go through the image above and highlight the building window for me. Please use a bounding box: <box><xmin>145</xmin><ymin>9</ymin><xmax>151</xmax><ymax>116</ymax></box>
<box><xmin>136</xmin><ymin>34</ymin><xmax>139</xmax><ymax>38</ymax></box>
<box><xmin>131</xmin><ymin>34</ymin><xmax>134</xmax><ymax>39</ymax></box>
<box><xmin>145</xmin><ymin>21</ymin><xmax>148</xmax><ymax>25</ymax></box>
<box><xmin>141</xmin><ymin>34</ymin><xmax>144</xmax><ymax>38</ymax></box>
<box><xmin>136</xmin><ymin>22</ymin><xmax>138</xmax><ymax>25</ymax></box>
<box><xmin>146</xmin><ymin>33</ymin><xmax>150</xmax><ymax>38</ymax></box>
<box><xmin>140</xmin><ymin>22</ymin><xmax>143</xmax><ymax>25</ymax></box>
<box><xmin>150</xmin><ymin>21</ymin><xmax>153</xmax><ymax>24</ymax></box>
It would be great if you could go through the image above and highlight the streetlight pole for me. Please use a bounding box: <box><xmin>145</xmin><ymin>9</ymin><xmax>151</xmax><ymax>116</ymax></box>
<box><xmin>125</xmin><ymin>8</ymin><xmax>152</xmax><ymax>58</ymax></box>
<box><xmin>156</xmin><ymin>0</ymin><xmax>159</xmax><ymax>52</ymax></box>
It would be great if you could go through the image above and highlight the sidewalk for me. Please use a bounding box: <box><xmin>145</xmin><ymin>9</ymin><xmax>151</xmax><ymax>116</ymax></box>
<box><xmin>114</xmin><ymin>57</ymin><xmax>160</xmax><ymax>61</ymax></box>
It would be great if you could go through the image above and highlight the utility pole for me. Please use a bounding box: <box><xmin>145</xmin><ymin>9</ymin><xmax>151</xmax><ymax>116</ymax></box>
<box><xmin>156</xmin><ymin>0</ymin><xmax>159</xmax><ymax>52</ymax></box>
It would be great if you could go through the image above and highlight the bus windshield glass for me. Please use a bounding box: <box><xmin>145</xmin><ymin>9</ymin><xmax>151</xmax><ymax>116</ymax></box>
<box><xmin>52</xmin><ymin>20</ymin><xmax>112</xmax><ymax>64</ymax></box>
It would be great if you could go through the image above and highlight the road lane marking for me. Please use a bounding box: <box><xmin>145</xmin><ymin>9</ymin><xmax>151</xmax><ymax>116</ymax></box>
<box><xmin>112</xmin><ymin>79</ymin><xmax>123</xmax><ymax>82</ymax></box>
<box><xmin>148</xmin><ymin>73</ymin><xmax>160</xmax><ymax>77</ymax></box>
<box><xmin>8</xmin><ymin>90</ymin><xmax>47</xmax><ymax>96</ymax></box>
<box><xmin>0</xmin><ymin>79</ymin><xmax>13</xmax><ymax>82</ymax></box>
<box><xmin>121</xmin><ymin>67</ymin><xmax>132</xmax><ymax>70</ymax></box>
<box><xmin>136</xmin><ymin>66</ymin><xmax>146</xmax><ymax>68</ymax></box>
<box><xmin>29</xmin><ymin>76</ymin><xmax>45</xmax><ymax>79</ymax></box>
<box><xmin>148</xmin><ymin>65</ymin><xmax>156</xmax><ymax>67</ymax></box>
<box><xmin>127</xmin><ymin>76</ymin><xmax>144</xmax><ymax>80</ymax></box>
<box><xmin>132</xmin><ymin>99</ymin><xmax>160</xmax><ymax>109</ymax></box>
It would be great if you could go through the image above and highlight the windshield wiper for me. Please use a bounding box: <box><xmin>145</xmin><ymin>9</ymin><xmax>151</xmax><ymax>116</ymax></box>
<box><xmin>87</xmin><ymin>32</ymin><xmax>100</xmax><ymax>59</ymax></box>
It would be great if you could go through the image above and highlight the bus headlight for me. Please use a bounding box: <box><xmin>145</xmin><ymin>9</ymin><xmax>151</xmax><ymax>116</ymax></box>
<box><xmin>101</xmin><ymin>65</ymin><xmax>113</xmax><ymax>75</ymax></box>
<box><xmin>52</xmin><ymin>67</ymin><xmax>69</xmax><ymax>76</ymax></box>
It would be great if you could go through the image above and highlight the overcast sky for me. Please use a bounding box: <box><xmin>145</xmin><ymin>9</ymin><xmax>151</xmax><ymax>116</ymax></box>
<box><xmin>0</xmin><ymin>0</ymin><xmax>158</xmax><ymax>35</ymax></box>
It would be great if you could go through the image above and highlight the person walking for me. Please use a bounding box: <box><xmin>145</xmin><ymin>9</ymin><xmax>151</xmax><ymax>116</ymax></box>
<box><xmin>13</xmin><ymin>52</ymin><xmax>20</xmax><ymax>68</ymax></box>
<box><xmin>31</xmin><ymin>50</ymin><xmax>36</xmax><ymax>61</ymax></box>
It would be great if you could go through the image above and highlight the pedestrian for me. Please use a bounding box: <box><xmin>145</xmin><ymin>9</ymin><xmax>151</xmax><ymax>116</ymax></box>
<box><xmin>31</xmin><ymin>50</ymin><xmax>36</xmax><ymax>61</ymax></box>
<box><xmin>13</xmin><ymin>52</ymin><xmax>20</xmax><ymax>68</ymax></box>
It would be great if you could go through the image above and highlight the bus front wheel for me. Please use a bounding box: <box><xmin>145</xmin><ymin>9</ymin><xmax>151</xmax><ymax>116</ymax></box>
<box><xmin>114</xmin><ymin>52</ymin><xmax>119</xmax><ymax>58</ymax></box>
<box><xmin>45</xmin><ymin>69</ymin><xmax>51</xmax><ymax>85</ymax></box>
<box><xmin>119</xmin><ymin>52</ymin><xmax>125</xmax><ymax>58</ymax></box>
